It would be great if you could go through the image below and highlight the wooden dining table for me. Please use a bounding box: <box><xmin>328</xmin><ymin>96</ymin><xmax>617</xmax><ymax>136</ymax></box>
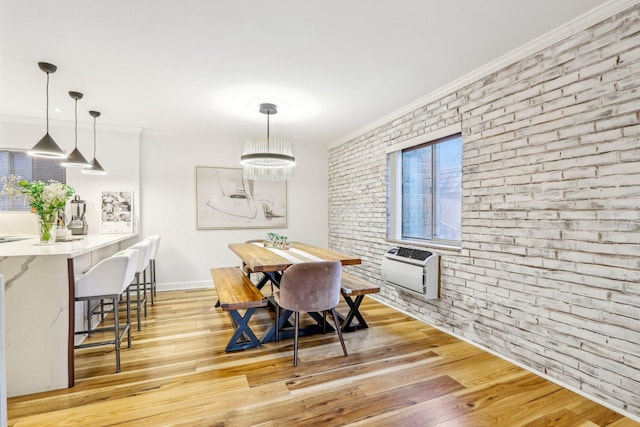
<box><xmin>228</xmin><ymin>241</ymin><xmax>362</xmax><ymax>343</ymax></box>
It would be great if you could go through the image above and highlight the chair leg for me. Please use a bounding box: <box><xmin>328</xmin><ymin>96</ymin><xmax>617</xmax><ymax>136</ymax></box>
<box><xmin>331</xmin><ymin>307</ymin><xmax>348</xmax><ymax>357</ymax></box>
<box><xmin>322</xmin><ymin>310</ymin><xmax>327</xmax><ymax>334</ymax></box>
<box><xmin>275</xmin><ymin>304</ymin><xmax>280</xmax><ymax>342</ymax></box>
<box><xmin>293</xmin><ymin>311</ymin><xmax>300</xmax><ymax>367</ymax></box>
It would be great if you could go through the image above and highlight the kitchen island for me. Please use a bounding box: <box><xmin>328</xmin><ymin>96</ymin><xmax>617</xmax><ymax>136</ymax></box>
<box><xmin>0</xmin><ymin>233</ymin><xmax>137</xmax><ymax>397</ymax></box>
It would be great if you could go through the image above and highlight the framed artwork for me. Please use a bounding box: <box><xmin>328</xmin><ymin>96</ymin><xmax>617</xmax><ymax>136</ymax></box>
<box><xmin>99</xmin><ymin>191</ymin><xmax>134</xmax><ymax>233</ymax></box>
<box><xmin>195</xmin><ymin>166</ymin><xmax>287</xmax><ymax>229</ymax></box>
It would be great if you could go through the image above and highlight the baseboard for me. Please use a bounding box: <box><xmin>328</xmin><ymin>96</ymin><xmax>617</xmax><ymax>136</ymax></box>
<box><xmin>157</xmin><ymin>280</ymin><xmax>213</xmax><ymax>292</ymax></box>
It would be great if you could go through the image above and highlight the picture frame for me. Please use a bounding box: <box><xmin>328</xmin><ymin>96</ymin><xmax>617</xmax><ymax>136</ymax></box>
<box><xmin>99</xmin><ymin>191</ymin><xmax>134</xmax><ymax>233</ymax></box>
<box><xmin>195</xmin><ymin>166</ymin><xmax>287</xmax><ymax>229</ymax></box>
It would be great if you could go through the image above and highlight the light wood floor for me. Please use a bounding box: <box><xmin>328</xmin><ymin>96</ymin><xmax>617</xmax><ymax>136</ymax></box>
<box><xmin>7</xmin><ymin>288</ymin><xmax>638</xmax><ymax>426</ymax></box>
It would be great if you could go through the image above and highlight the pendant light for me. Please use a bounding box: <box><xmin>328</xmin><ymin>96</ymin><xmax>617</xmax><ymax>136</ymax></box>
<box><xmin>28</xmin><ymin>62</ymin><xmax>67</xmax><ymax>159</ymax></box>
<box><xmin>61</xmin><ymin>91</ymin><xmax>90</xmax><ymax>168</ymax></box>
<box><xmin>82</xmin><ymin>111</ymin><xmax>107</xmax><ymax>175</ymax></box>
<box><xmin>241</xmin><ymin>103</ymin><xmax>295</xmax><ymax>181</ymax></box>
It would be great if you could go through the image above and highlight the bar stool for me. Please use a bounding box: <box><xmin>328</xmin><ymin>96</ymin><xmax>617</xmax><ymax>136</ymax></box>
<box><xmin>74</xmin><ymin>249</ymin><xmax>139</xmax><ymax>373</ymax></box>
<box><xmin>128</xmin><ymin>240</ymin><xmax>152</xmax><ymax>331</ymax></box>
<box><xmin>144</xmin><ymin>235</ymin><xmax>161</xmax><ymax>305</ymax></box>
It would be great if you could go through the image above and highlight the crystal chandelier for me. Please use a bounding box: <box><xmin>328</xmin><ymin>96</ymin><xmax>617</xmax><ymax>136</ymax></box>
<box><xmin>241</xmin><ymin>103</ymin><xmax>295</xmax><ymax>181</ymax></box>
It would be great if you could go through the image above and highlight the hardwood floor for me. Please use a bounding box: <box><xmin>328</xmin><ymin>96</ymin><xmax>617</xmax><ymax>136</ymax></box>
<box><xmin>7</xmin><ymin>288</ymin><xmax>638</xmax><ymax>426</ymax></box>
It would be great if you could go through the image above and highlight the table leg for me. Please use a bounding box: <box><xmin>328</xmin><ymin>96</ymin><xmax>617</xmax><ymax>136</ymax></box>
<box><xmin>225</xmin><ymin>308</ymin><xmax>261</xmax><ymax>352</ymax></box>
<box><xmin>339</xmin><ymin>295</ymin><xmax>369</xmax><ymax>332</ymax></box>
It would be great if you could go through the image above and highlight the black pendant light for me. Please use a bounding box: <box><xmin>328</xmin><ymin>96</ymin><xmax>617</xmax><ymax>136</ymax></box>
<box><xmin>82</xmin><ymin>111</ymin><xmax>107</xmax><ymax>175</ymax></box>
<box><xmin>61</xmin><ymin>91</ymin><xmax>90</xmax><ymax>168</ymax></box>
<box><xmin>28</xmin><ymin>62</ymin><xmax>67</xmax><ymax>159</ymax></box>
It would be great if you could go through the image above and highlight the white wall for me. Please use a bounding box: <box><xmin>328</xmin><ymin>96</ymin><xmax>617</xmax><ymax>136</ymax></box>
<box><xmin>140</xmin><ymin>130</ymin><xmax>329</xmax><ymax>289</ymax></box>
<box><xmin>0</xmin><ymin>118</ymin><xmax>141</xmax><ymax>235</ymax></box>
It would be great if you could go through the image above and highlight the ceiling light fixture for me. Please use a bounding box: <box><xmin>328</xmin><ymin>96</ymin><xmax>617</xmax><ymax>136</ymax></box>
<box><xmin>82</xmin><ymin>111</ymin><xmax>107</xmax><ymax>175</ymax></box>
<box><xmin>61</xmin><ymin>91</ymin><xmax>90</xmax><ymax>168</ymax></box>
<box><xmin>28</xmin><ymin>62</ymin><xmax>67</xmax><ymax>159</ymax></box>
<box><xmin>241</xmin><ymin>103</ymin><xmax>295</xmax><ymax>181</ymax></box>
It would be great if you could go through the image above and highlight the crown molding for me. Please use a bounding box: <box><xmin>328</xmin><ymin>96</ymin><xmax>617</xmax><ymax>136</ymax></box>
<box><xmin>329</xmin><ymin>0</ymin><xmax>639</xmax><ymax>149</ymax></box>
<box><xmin>0</xmin><ymin>114</ymin><xmax>143</xmax><ymax>135</ymax></box>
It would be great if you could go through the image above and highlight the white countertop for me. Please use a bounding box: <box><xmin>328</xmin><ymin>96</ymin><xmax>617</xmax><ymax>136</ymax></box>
<box><xmin>0</xmin><ymin>233</ymin><xmax>137</xmax><ymax>257</ymax></box>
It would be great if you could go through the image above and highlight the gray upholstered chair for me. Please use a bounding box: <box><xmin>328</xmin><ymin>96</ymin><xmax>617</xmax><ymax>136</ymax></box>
<box><xmin>274</xmin><ymin>261</ymin><xmax>348</xmax><ymax>366</ymax></box>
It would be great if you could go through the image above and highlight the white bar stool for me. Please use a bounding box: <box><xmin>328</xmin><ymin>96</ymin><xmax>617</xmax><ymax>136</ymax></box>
<box><xmin>128</xmin><ymin>240</ymin><xmax>152</xmax><ymax>331</ymax></box>
<box><xmin>74</xmin><ymin>249</ymin><xmax>139</xmax><ymax>373</ymax></box>
<box><xmin>144</xmin><ymin>235</ymin><xmax>161</xmax><ymax>305</ymax></box>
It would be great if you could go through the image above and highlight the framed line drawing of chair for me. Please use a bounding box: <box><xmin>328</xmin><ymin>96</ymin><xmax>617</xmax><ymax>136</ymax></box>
<box><xmin>195</xmin><ymin>166</ymin><xmax>287</xmax><ymax>230</ymax></box>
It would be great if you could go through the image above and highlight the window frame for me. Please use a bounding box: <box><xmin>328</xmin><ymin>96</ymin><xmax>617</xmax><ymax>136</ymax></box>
<box><xmin>386</xmin><ymin>123</ymin><xmax>462</xmax><ymax>248</ymax></box>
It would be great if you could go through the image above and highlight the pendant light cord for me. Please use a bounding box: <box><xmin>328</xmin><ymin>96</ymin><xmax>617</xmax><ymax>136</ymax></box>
<box><xmin>74</xmin><ymin>98</ymin><xmax>78</xmax><ymax>148</ymax></box>
<box><xmin>45</xmin><ymin>72</ymin><xmax>50</xmax><ymax>133</ymax></box>
<box><xmin>266</xmin><ymin>111</ymin><xmax>271</xmax><ymax>151</ymax></box>
<box><xmin>93</xmin><ymin>116</ymin><xmax>97</xmax><ymax>157</ymax></box>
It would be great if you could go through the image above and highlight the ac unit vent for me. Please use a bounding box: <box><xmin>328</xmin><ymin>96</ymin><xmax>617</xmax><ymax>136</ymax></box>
<box><xmin>396</xmin><ymin>247</ymin><xmax>432</xmax><ymax>261</ymax></box>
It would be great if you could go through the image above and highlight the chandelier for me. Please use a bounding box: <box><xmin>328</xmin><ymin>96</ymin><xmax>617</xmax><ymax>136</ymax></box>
<box><xmin>241</xmin><ymin>103</ymin><xmax>295</xmax><ymax>181</ymax></box>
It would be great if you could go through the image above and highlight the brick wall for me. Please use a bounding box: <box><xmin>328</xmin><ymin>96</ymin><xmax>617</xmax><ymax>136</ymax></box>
<box><xmin>329</xmin><ymin>5</ymin><xmax>640</xmax><ymax>418</ymax></box>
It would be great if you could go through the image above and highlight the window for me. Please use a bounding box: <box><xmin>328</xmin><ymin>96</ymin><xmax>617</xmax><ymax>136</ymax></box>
<box><xmin>387</xmin><ymin>126</ymin><xmax>462</xmax><ymax>245</ymax></box>
<box><xmin>0</xmin><ymin>149</ymin><xmax>66</xmax><ymax>211</ymax></box>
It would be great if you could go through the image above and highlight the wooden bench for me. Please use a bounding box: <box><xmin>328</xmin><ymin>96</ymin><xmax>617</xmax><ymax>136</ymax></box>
<box><xmin>211</xmin><ymin>267</ymin><xmax>268</xmax><ymax>352</ymax></box>
<box><xmin>339</xmin><ymin>272</ymin><xmax>381</xmax><ymax>332</ymax></box>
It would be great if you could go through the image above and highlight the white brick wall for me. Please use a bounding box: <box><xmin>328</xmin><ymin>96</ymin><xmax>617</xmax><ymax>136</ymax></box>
<box><xmin>329</xmin><ymin>4</ymin><xmax>640</xmax><ymax>418</ymax></box>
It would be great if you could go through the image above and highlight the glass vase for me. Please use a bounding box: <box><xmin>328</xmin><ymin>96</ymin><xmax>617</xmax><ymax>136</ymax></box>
<box><xmin>37</xmin><ymin>216</ymin><xmax>57</xmax><ymax>243</ymax></box>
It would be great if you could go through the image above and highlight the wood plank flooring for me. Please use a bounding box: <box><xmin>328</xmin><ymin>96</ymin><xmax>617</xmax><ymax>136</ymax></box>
<box><xmin>7</xmin><ymin>288</ymin><xmax>638</xmax><ymax>426</ymax></box>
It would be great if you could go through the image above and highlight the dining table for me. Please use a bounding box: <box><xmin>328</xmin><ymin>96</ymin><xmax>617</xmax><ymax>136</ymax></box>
<box><xmin>228</xmin><ymin>241</ymin><xmax>362</xmax><ymax>343</ymax></box>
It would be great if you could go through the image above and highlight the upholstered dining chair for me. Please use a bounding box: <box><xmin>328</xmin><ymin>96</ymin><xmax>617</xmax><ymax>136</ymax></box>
<box><xmin>74</xmin><ymin>249</ymin><xmax>139</xmax><ymax>373</ymax></box>
<box><xmin>274</xmin><ymin>261</ymin><xmax>348</xmax><ymax>366</ymax></box>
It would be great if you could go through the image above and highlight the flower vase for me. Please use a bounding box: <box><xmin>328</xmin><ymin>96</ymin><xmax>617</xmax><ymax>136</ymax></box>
<box><xmin>37</xmin><ymin>216</ymin><xmax>57</xmax><ymax>243</ymax></box>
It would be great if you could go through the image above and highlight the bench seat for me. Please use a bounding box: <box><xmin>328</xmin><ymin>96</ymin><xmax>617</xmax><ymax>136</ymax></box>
<box><xmin>211</xmin><ymin>267</ymin><xmax>268</xmax><ymax>352</ymax></box>
<box><xmin>341</xmin><ymin>272</ymin><xmax>381</xmax><ymax>296</ymax></box>
<box><xmin>339</xmin><ymin>272</ymin><xmax>380</xmax><ymax>332</ymax></box>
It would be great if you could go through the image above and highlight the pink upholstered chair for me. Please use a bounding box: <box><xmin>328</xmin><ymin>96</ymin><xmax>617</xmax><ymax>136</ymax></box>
<box><xmin>274</xmin><ymin>261</ymin><xmax>348</xmax><ymax>366</ymax></box>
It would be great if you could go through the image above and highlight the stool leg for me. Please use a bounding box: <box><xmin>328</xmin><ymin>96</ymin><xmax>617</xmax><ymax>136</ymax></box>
<box><xmin>143</xmin><ymin>270</ymin><xmax>148</xmax><ymax>317</ymax></box>
<box><xmin>86</xmin><ymin>301</ymin><xmax>92</xmax><ymax>337</ymax></box>
<box><xmin>114</xmin><ymin>296</ymin><xmax>121</xmax><ymax>373</ymax></box>
<box><xmin>126</xmin><ymin>287</ymin><xmax>131</xmax><ymax>348</ymax></box>
<box><xmin>135</xmin><ymin>273</ymin><xmax>142</xmax><ymax>331</ymax></box>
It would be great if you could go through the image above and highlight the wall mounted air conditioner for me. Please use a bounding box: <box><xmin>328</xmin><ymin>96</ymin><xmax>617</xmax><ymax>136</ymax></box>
<box><xmin>381</xmin><ymin>247</ymin><xmax>440</xmax><ymax>299</ymax></box>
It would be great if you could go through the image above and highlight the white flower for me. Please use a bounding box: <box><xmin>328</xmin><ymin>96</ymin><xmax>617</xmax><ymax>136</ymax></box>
<box><xmin>0</xmin><ymin>174</ymin><xmax>23</xmax><ymax>197</ymax></box>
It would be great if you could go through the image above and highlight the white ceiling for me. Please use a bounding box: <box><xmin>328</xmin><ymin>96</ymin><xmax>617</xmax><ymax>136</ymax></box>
<box><xmin>0</xmin><ymin>0</ymin><xmax>611</xmax><ymax>147</ymax></box>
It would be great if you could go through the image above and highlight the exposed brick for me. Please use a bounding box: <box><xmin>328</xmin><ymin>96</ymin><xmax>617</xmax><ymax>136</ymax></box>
<box><xmin>328</xmin><ymin>3</ymin><xmax>640</xmax><ymax>419</ymax></box>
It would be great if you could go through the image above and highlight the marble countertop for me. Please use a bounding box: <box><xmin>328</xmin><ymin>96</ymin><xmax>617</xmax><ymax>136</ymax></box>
<box><xmin>0</xmin><ymin>233</ymin><xmax>137</xmax><ymax>257</ymax></box>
